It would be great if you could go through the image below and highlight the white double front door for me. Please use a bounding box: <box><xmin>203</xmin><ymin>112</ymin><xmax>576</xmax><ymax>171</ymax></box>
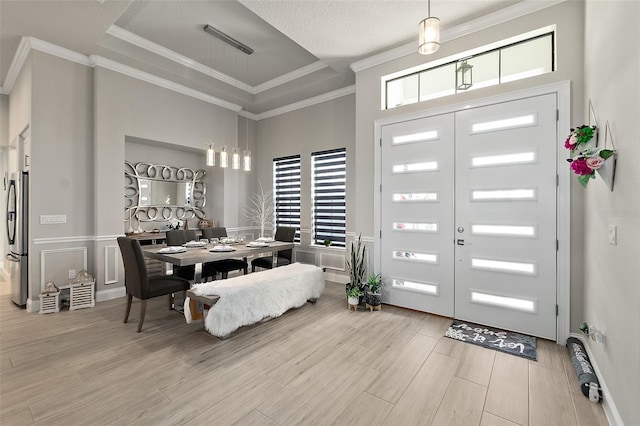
<box><xmin>380</xmin><ymin>94</ymin><xmax>558</xmax><ymax>339</ymax></box>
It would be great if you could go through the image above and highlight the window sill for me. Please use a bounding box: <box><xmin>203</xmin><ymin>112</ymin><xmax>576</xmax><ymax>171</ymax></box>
<box><xmin>310</xmin><ymin>244</ymin><xmax>346</xmax><ymax>252</ymax></box>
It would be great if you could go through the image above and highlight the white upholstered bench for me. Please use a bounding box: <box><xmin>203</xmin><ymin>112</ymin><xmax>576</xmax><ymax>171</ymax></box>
<box><xmin>184</xmin><ymin>262</ymin><xmax>324</xmax><ymax>339</ymax></box>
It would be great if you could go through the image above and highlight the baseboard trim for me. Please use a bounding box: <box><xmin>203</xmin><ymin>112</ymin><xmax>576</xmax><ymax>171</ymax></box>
<box><xmin>26</xmin><ymin>298</ymin><xmax>39</xmax><ymax>313</ymax></box>
<box><xmin>96</xmin><ymin>286</ymin><xmax>126</xmax><ymax>302</ymax></box>
<box><xmin>569</xmin><ymin>333</ymin><xmax>623</xmax><ymax>426</ymax></box>
<box><xmin>324</xmin><ymin>271</ymin><xmax>348</xmax><ymax>284</ymax></box>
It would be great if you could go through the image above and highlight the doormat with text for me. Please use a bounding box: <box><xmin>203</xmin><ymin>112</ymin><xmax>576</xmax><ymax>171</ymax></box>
<box><xmin>445</xmin><ymin>320</ymin><xmax>537</xmax><ymax>361</ymax></box>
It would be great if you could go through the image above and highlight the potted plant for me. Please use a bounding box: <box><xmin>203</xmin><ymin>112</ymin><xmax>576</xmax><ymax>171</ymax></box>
<box><xmin>345</xmin><ymin>234</ymin><xmax>367</xmax><ymax>300</ymax></box>
<box><xmin>347</xmin><ymin>286</ymin><xmax>363</xmax><ymax>311</ymax></box>
<box><xmin>364</xmin><ymin>273</ymin><xmax>384</xmax><ymax>311</ymax></box>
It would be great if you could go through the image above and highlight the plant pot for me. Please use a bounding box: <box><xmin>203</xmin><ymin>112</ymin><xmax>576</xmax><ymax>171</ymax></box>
<box><xmin>347</xmin><ymin>296</ymin><xmax>359</xmax><ymax>306</ymax></box>
<box><xmin>365</xmin><ymin>291</ymin><xmax>381</xmax><ymax>307</ymax></box>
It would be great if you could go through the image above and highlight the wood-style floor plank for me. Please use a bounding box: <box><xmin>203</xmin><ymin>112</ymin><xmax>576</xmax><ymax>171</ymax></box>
<box><xmin>382</xmin><ymin>352</ymin><xmax>459</xmax><ymax>425</ymax></box>
<box><xmin>367</xmin><ymin>333</ymin><xmax>437</xmax><ymax>403</ymax></box>
<box><xmin>484</xmin><ymin>351</ymin><xmax>529</xmax><ymax>426</ymax></box>
<box><xmin>431</xmin><ymin>376</ymin><xmax>487</xmax><ymax>426</ymax></box>
<box><xmin>0</xmin><ymin>279</ymin><xmax>607</xmax><ymax>426</ymax></box>
<box><xmin>529</xmin><ymin>363</ymin><xmax>578</xmax><ymax>426</ymax></box>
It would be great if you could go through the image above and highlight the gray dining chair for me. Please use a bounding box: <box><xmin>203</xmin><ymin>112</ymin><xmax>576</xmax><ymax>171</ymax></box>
<box><xmin>165</xmin><ymin>230</ymin><xmax>195</xmax><ymax>280</ymax></box>
<box><xmin>251</xmin><ymin>227</ymin><xmax>296</xmax><ymax>272</ymax></box>
<box><xmin>117</xmin><ymin>237</ymin><xmax>191</xmax><ymax>332</ymax></box>
<box><xmin>201</xmin><ymin>227</ymin><xmax>248</xmax><ymax>279</ymax></box>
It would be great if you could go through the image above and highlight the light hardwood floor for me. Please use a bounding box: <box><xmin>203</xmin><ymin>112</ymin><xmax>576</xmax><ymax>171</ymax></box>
<box><xmin>0</xmin><ymin>279</ymin><xmax>608</xmax><ymax>426</ymax></box>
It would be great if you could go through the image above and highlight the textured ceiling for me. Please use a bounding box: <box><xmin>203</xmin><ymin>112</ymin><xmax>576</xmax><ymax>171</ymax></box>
<box><xmin>1</xmin><ymin>0</ymin><xmax>527</xmax><ymax>114</ymax></box>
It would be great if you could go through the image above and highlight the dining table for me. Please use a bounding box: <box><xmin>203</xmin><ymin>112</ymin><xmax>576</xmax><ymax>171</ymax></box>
<box><xmin>140</xmin><ymin>241</ymin><xmax>294</xmax><ymax>284</ymax></box>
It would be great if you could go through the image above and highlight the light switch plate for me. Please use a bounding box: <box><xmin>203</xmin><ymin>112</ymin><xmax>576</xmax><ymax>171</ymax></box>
<box><xmin>40</xmin><ymin>215</ymin><xmax>67</xmax><ymax>225</ymax></box>
<box><xmin>608</xmin><ymin>225</ymin><xmax>617</xmax><ymax>245</ymax></box>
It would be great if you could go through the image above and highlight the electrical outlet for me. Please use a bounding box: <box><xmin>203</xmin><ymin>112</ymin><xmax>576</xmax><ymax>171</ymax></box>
<box><xmin>608</xmin><ymin>225</ymin><xmax>617</xmax><ymax>245</ymax></box>
<box><xmin>589</xmin><ymin>325</ymin><xmax>606</xmax><ymax>346</ymax></box>
<box><xmin>41</xmin><ymin>215</ymin><xmax>67</xmax><ymax>225</ymax></box>
<box><xmin>68</xmin><ymin>269</ymin><xmax>76</xmax><ymax>279</ymax></box>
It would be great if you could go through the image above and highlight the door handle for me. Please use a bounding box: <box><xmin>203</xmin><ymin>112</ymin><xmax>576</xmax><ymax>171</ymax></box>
<box><xmin>456</xmin><ymin>239</ymin><xmax>465</xmax><ymax>245</ymax></box>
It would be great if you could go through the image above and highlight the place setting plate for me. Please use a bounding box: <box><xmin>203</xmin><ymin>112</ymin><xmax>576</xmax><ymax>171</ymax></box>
<box><xmin>210</xmin><ymin>245</ymin><xmax>236</xmax><ymax>252</ymax></box>
<box><xmin>183</xmin><ymin>241</ymin><xmax>208</xmax><ymax>248</ymax></box>
<box><xmin>157</xmin><ymin>246</ymin><xmax>187</xmax><ymax>254</ymax></box>
<box><xmin>247</xmin><ymin>241</ymin><xmax>269</xmax><ymax>248</ymax></box>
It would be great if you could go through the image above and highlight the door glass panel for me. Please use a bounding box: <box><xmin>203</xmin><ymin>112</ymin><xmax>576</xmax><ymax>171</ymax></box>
<box><xmin>471</xmin><ymin>114</ymin><xmax>536</xmax><ymax>133</ymax></box>
<box><xmin>392</xmin><ymin>161</ymin><xmax>438</xmax><ymax>173</ymax></box>
<box><xmin>471</xmin><ymin>257</ymin><xmax>536</xmax><ymax>275</ymax></box>
<box><xmin>471</xmin><ymin>224</ymin><xmax>536</xmax><ymax>237</ymax></box>
<box><xmin>471</xmin><ymin>188</ymin><xmax>536</xmax><ymax>201</ymax></box>
<box><xmin>471</xmin><ymin>291</ymin><xmax>536</xmax><ymax>313</ymax></box>
<box><xmin>471</xmin><ymin>151</ymin><xmax>537</xmax><ymax>167</ymax></box>
<box><xmin>392</xmin><ymin>222</ymin><xmax>438</xmax><ymax>232</ymax></box>
<box><xmin>393</xmin><ymin>250</ymin><xmax>438</xmax><ymax>263</ymax></box>
<box><xmin>393</xmin><ymin>130</ymin><xmax>438</xmax><ymax>145</ymax></box>
<box><xmin>392</xmin><ymin>192</ymin><xmax>439</xmax><ymax>202</ymax></box>
<box><xmin>392</xmin><ymin>279</ymin><xmax>439</xmax><ymax>295</ymax></box>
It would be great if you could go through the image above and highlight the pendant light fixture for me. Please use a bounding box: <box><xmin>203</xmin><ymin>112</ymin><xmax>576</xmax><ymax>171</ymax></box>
<box><xmin>418</xmin><ymin>0</ymin><xmax>440</xmax><ymax>55</ymax></box>
<box><xmin>203</xmin><ymin>23</ymin><xmax>254</xmax><ymax>171</ymax></box>
<box><xmin>243</xmin><ymin>53</ymin><xmax>252</xmax><ymax>172</ymax></box>
<box><xmin>220</xmin><ymin>145</ymin><xmax>229</xmax><ymax>168</ymax></box>
<box><xmin>206</xmin><ymin>141</ymin><xmax>215</xmax><ymax>166</ymax></box>
<box><xmin>232</xmin><ymin>147</ymin><xmax>241</xmax><ymax>169</ymax></box>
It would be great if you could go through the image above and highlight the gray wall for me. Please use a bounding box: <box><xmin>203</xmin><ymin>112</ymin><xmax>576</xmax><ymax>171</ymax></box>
<box><xmin>255</xmin><ymin>94</ymin><xmax>355</xmax><ymax>265</ymax></box>
<box><xmin>5</xmin><ymin>50</ymin><xmax>255</xmax><ymax>302</ymax></box>
<box><xmin>0</xmin><ymin>94</ymin><xmax>8</xmax><ymax>276</ymax></box>
<box><xmin>583</xmin><ymin>1</ymin><xmax>640</xmax><ymax>423</ymax></box>
<box><xmin>29</xmin><ymin>51</ymin><xmax>94</xmax><ymax>303</ymax></box>
<box><xmin>93</xmin><ymin>66</ymin><xmax>254</xmax><ymax>293</ymax></box>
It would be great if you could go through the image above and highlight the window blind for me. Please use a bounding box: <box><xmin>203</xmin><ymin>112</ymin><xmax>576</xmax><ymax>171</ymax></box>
<box><xmin>273</xmin><ymin>155</ymin><xmax>301</xmax><ymax>243</ymax></box>
<box><xmin>312</xmin><ymin>148</ymin><xmax>346</xmax><ymax>247</ymax></box>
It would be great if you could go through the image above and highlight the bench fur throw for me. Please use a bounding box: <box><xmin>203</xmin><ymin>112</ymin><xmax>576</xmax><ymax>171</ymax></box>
<box><xmin>184</xmin><ymin>263</ymin><xmax>324</xmax><ymax>338</ymax></box>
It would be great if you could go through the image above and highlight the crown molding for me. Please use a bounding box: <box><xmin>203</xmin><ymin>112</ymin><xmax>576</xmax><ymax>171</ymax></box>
<box><xmin>107</xmin><ymin>25</ymin><xmax>328</xmax><ymax>96</ymax></box>
<box><xmin>1</xmin><ymin>35</ymin><xmax>353</xmax><ymax>121</ymax></box>
<box><xmin>350</xmin><ymin>0</ymin><xmax>566</xmax><ymax>73</ymax></box>
<box><xmin>106</xmin><ymin>25</ymin><xmax>253</xmax><ymax>93</ymax></box>
<box><xmin>29</xmin><ymin>37</ymin><xmax>93</xmax><ymax>67</ymax></box>
<box><xmin>238</xmin><ymin>109</ymin><xmax>260</xmax><ymax>121</ymax></box>
<box><xmin>1</xmin><ymin>37</ymin><xmax>33</xmax><ymax>94</ymax></box>
<box><xmin>90</xmin><ymin>55</ymin><xmax>242</xmax><ymax>112</ymax></box>
<box><xmin>252</xmin><ymin>61</ymin><xmax>328</xmax><ymax>94</ymax></box>
<box><xmin>254</xmin><ymin>84</ymin><xmax>355</xmax><ymax>121</ymax></box>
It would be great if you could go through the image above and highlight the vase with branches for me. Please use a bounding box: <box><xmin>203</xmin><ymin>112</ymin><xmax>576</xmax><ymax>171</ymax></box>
<box><xmin>243</xmin><ymin>181</ymin><xmax>274</xmax><ymax>239</ymax></box>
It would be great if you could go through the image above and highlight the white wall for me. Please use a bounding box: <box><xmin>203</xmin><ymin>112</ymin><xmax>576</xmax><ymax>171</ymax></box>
<box><xmin>583</xmin><ymin>1</ymin><xmax>640</xmax><ymax>423</ymax></box>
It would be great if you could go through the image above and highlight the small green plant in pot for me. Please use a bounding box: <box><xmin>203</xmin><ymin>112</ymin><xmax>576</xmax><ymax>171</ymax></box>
<box><xmin>365</xmin><ymin>273</ymin><xmax>385</xmax><ymax>311</ymax></box>
<box><xmin>345</xmin><ymin>234</ymin><xmax>367</xmax><ymax>300</ymax></box>
<box><xmin>347</xmin><ymin>286</ymin><xmax>363</xmax><ymax>311</ymax></box>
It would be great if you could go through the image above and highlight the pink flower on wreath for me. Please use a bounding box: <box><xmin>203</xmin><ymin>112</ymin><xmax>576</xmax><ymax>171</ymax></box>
<box><xmin>586</xmin><ymin>156</ymin><xmax>605</xmax><ymax>170</ymax></box>
<box><xmin>570</xmin><ymin>157</ymin><xmax>593</xmax><ymax>176</ymax></box>
<box><xmin>564</xmin><ymin>134</ymin><xmax>577</xmax><ymax>150</ymax></box>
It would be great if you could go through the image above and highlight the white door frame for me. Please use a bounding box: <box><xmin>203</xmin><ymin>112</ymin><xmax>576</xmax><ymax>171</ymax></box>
<box><xmin>374</xmin><ymin>81</ymin><xmax>571</xmax><ymax>344</ymax></box>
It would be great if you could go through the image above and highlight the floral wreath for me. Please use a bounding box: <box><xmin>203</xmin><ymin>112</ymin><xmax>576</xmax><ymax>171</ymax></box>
<box><xmin>565</xmin><ymin>125</ymin><xmax>613</xmax><ymax>187</ymax></box>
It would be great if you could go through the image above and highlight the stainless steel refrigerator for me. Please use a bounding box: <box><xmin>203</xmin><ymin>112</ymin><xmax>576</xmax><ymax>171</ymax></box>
<box><xmin>6</xmin><ymin>171</ymin><xmax>28</xmax><ymax>306</ymax></box>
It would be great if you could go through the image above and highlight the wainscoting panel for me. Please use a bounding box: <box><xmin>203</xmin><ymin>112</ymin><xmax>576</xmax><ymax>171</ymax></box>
<box><xmin>40</xmin><ymin>247</ymin><xmax>88</xmax><ymax>290</ymax></box>
<box><xmin>104</xmin><ymin>245</ymin><xmax>119</xmax><ymax>285</ymax></box>
<box><xmin>295</xmin><ymin>250</ymin><xmax>316</xmax><ymax>265</ymax></box>
<box><xmin>319</xmin><ymin>252</ymin><xmax>345</xmax><ymax>271</ymax></box>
